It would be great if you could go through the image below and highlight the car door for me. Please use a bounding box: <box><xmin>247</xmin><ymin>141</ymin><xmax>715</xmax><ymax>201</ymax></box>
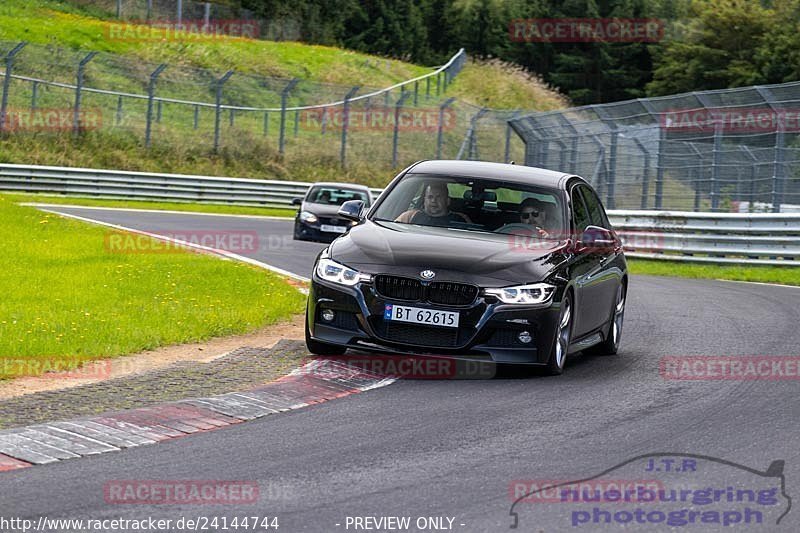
<box><xmin>577</xmin><ymin>184</ymin><xmax>621</xmax><ymax>333</ymax></box>
<box><xmin>568</xmin><ymin>182</ymin><xmax>603</xmax><ymax>339</ymax></box>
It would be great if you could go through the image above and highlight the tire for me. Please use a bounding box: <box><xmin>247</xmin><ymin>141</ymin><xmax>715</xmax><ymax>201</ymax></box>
<box><xmin>584</xmin><ymin>281</ymin><xmax>626</xmax><ymax>357</ymax></box>
<box><xmin>305</xmin><ymin>308</ymin><xmax>345</xmax><ymax>355</ymax></box>
<box><xmin>544</xmin><ymin>292</ymin><xmax>573</xmax><ymax>375</ymax></box>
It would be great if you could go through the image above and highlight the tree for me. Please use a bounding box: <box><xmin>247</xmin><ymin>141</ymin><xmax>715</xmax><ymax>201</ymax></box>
<box><xmin>646</xmin><ymin>0</ymin><xmax>774</xmax><ymax>96</ymax></box>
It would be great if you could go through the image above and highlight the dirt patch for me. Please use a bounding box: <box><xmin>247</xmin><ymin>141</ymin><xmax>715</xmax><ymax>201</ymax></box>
<box><xmin>0</xmin><ymin>314</ymin><xmax>305</xmax><ymax>401</ymax></box>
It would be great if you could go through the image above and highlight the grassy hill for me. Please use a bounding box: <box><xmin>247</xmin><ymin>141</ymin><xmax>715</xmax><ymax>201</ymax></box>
<box><xmin>0</xmin><ymin>0</ymin><xmax>567</xmax><ymax>187</ymax></box>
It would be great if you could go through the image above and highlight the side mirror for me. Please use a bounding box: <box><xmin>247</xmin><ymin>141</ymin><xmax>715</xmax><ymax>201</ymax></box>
<box><xmin>576</xmin><ymin>225</ymin><xmax>616</xmax><ymax>253</ymax></box>
<box><xmin>291</xmin><ymin>197</ymin><xmax>302</xmax><ymax>206</ymax></box>
<box><xmin>338</xmin><ymin>200</ymin><xmax>365</xmax><ymax>222</ymax></box>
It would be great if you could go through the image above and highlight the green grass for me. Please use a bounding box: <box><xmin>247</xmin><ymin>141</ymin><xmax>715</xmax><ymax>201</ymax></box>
<box><xmin>628</xmin><ymin>258</ymin><xmax>800</xmax><ymax>286</ymax></box>
<box><xmin>0</xmin><ymin>194</ymin><xmax>306</xmax><ymax>379</ymax></box>
<box><xmin>0</xmin><ymin>0</ymin><xmax>564</xmax><ymax>185</ymax></box>
<box><xmin>5</xmin><ymin>192</ymin><xmax>296</xmax><ymax>217</ymax></box>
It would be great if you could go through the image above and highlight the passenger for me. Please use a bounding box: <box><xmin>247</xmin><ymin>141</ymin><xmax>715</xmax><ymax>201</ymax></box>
<box><xmin>394</xmin><ymin>182</ymin><xmax>471</xmax><ymax>225</ymax></box>
<box><xmin>519</xmin><ymin>197</ymin><xmax>550</xmax><ymax>237</ymax></box>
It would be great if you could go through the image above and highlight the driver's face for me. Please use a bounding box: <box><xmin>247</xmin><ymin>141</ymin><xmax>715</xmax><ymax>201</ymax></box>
<box><xmin>424</xmin><ymin>186</ymin><xmax>449</xmax><ymax>217</ymax></box>
<box><xmin>521</xmin><ymin>207</ymin><xmax>545</xmax><ymax>227</ymax></box>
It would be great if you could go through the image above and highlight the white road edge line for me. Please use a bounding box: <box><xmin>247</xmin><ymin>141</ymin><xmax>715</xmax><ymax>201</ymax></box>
<box><xmin>714</xmin><ymin>279</ymin><xmax>800</xmax><ymax>290</ymax></box>
<box><xmin>21</xmin><ymin>202</ymin><xmax>294</xmax><ymax>221</ymax></box>
<box><xmin>37</xmin><ymin>207</ymin><xmax>311</xmax><ymax>287</ymax></box>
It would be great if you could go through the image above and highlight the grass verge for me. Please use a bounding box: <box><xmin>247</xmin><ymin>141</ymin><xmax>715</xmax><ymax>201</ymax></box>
<box><xmin>0</xmin><ymin>195</ymin><xmax>306</xmax><ymax>379</ymax></box>
<box><xmin>628</xmin><ymin>258</ymin><xmax>800</xmax><ymax>286</ymax></box>
<box><xmin>5</xmin><ymin>193</ymin><xmax>296</xmax><ymax>218</ymax></box>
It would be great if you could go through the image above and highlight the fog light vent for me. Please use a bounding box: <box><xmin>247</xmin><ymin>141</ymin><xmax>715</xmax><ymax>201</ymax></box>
<box><xmin>518</xmin><ymin>331</ymin><xmax>532</xmax><ymax>344</ymax></box>
<box><xmin>321</xmin><ymin>309</ymin><xmax>336</xmax><ymax>322</ymax></box>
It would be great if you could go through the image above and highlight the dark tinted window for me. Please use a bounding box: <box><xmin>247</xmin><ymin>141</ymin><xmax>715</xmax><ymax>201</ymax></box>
<box><xmin>578</xmin><ymin>185</ymin><xmax>609</xmax><ymax>229</ymax></box>
<box><xmin>308</xmin><ymin>186</ymin><xmax>370</xmax><ymax>206</ymax></box>
<box><xmin>571</xmin><ymin>186</ymin><xmax>591</xmax><ymax>233</ymax></box>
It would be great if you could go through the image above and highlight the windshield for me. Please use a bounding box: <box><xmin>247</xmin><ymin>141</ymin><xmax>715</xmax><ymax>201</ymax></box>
<box><xmin>307</xmin><ymin>186</ymin><xmax>370</xmax><ymax>206</ymax></box>
<box><xmin>370</xmin><ymin>174</ymin><xmax>565</xmax><ymax>238</ymax></box>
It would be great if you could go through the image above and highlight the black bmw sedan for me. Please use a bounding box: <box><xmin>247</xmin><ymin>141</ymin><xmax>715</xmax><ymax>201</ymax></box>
<box><xmin>306</xmin><ymin>160</ymin><xmax>627</xmax><ymax>375</ymax></box>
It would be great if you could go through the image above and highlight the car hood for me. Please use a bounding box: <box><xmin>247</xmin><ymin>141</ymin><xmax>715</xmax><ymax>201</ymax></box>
<box><xmin>328</xmin><ymin>220</ymin><xmax>569</xmax><ymax>285</ymax></box>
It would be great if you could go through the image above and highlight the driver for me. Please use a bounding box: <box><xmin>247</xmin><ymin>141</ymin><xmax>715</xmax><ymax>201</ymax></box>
<box><xmin>394</xmin><ymin>181</ymin><xmax>471</xmax><ymax>225</ymax></box>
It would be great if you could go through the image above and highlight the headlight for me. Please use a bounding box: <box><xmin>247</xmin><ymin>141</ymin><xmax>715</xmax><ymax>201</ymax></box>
<box><xmin>300</xmin><ymin>211</ymin><xmax>318</xmax><ymax>224</ymax></box>
<box><xmin>484</xmin><ymin>283</ymin><xmax>556</xmax><ymax>304</ymax></box>
<box><xmin>316</xmin><ymin>258</ymin><xmax>362</xmax><ymax>286</ymax></box>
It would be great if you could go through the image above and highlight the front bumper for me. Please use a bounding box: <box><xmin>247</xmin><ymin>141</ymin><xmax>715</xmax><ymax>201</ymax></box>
<box><xmin>307</xmin><ymin>274</ymin><xmax>563</xmax><ymax>365</ymax></box>
<box><xmin>294</xmin><ymin>219</ymin><xmax>353</xmax><ymax>243</ymax></box>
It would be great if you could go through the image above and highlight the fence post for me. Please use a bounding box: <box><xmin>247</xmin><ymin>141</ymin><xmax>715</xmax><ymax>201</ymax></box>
<box><xmin>193</xmin><ymin>105</ymin><xmax>199</xmax><ymax>129</ymax></box>
<box><xmin>631</xmin><ymin>137</ymin><xmax>650</xmax><ymax>209</ymax></box>
<box><xmin>263</xmin><ymin>111</ymin><xmax>269</xmax><ymax>136</ymax></box>
<box><xmin>213</xmin><ymin>70</ymin><xmax>234</xmax><ymax>153</ymax></box>
<box><xmin>294</xmin><ymin>109</ymin><xmax>299</xmax><ymax>137</ymax></box>
<box><xmin>436</xmin><ymin>97</ymin><xmax>456</xmax><ymax>159</ymax></box>
<box><xmin>742</xmin><ymin>145</ymin><xmax>758</xmax><ymax>210</ymax></box>
<box><xmin>340</xmin><ymin>86</ymin><xmax>360</xmax><ymax>167</ymax></box>
<box><xmin>456</xmin><ymin>108</ymin><xmax>487</xmax><ymax>160</ymax></box>
<box><xmin>30</xmin><ymin>81</ymin><xmax>38</xmax><ymax>113</ymax></box>
<box><xmin>426</xmin><ymin>76</ymin><xmax>431</xmax><ymax>99</ymax></box>
<box><xmin>755</xmin><ymin>86</ymin><xmax>786</xmax><ymax>213</ymax></box>
<box><xmin>229</xmin><ymin>108</ymin><xmax>234</xmax><ymax>127</ymax></box>
<box><xmin>504</xmin><ymin>111</ymin><xmax>520</xmax><ymax>163</ymax></box>
<box><xmin>145</xmin><ymin>63</ymin><xmax>167</xmax><ymax>148</ymax></box>
<box><xmin>73</xmin><ymin>51</ymin><xmax>98</xmax><ymax>136</ymax></box>
<box><xmin>392</xmin><ymin>91</ymin><xmax>411</xmax><ymax>167</ymax></box>
<box><xmin>146</xmin><ymin>0</ymin><xmax>153</xmax><ymax>21</ymax></box>
<box><xmin>436</xmin><ymin>73</ymin><xmax>441</xmax><ymax>96</ymax></box>
<box><xmin>204</xmin><ymin>2</ymin><xmax>211</xmax><ymax>28</ymax></box>
<box><xmin>414</xmin><ymin>80</ymin><xmax>419</xmax><ymax>106</ymax></box>
<box><xmin>116</xmin><ymin>0</ymin><xmax>122</xmax><ymax>18</ymax></box>
<box><xmin>1</xmin><ymin>42</ymin><xmax>27</xmax><ymax>133</ymax></box>
<box><xmin>591</xmin><ymin>106</ymin><xmax>618</xmax><ymax>209</ymax></box>
<box><xmin>116</xmin><ymin>96</ymin><xmax>123</xmax><ymax>125</ymax></box>
<box><xmin>177</xmin><ymin>0</ymin><xmax>183</xmax><ymax>28</ymax></box>
<box><xmin>279</xmin><ymin>78</ymin><xmax>298</xmax><ymax>156</ymax></box>
<box><xmin>321</xmin><ymin>107</ymin><xmax>328</xmax><ymax>135</ymax></box>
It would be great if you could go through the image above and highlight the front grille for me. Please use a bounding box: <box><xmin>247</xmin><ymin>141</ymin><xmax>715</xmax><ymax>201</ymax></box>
<box><xmin>383</xmin><ymin>322</ymin><xmax>459</xmax><ymax>347</ymax></box>
<box><xmin>427</xmin><ymin>281</ymin><xmax>479</xmax><ymax>306</ymax></box>
<box><xmin>374</xmin><ymin>275</ymin><xmax>422</xmax><ymax>301</ymax></box>
<box><xmin>374</xmin><ymin>275</ymin><xmax>477</xmax><ymax>306</ymax></box>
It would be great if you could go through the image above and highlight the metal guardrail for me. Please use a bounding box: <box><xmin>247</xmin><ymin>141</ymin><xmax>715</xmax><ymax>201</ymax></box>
<box><xmin>2</xmin><ymin>164</ymin><xmax>798</xmax><ymax>266</ymax></box>
<box><xmin>609</xmin><ymin>211</ymin><xmax>800</xmax><ymax>266</ymax></box>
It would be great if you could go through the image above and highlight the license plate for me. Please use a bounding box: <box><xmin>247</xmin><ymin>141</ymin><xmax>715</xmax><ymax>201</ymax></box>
<box><xmin>384</xmin><ymin>304</ymin><xmax>459</xmax><ymax>328</ymax></box>
<box><xmin>320</xmin><ymin>224</ymin><xmax>347</xmax><ymax>233</ymax></box>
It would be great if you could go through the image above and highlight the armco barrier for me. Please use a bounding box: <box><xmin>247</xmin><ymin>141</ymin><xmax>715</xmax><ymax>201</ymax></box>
<box><xmin>2</xmin><ymin>163</ymin><xmax>798</xmax><ymax>266</ymax></box>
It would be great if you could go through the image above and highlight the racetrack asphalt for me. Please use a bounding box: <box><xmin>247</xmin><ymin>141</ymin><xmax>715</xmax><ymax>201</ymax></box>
<box><xmin>2</xmin><ymin>205</ymin><xmax>799</xmax><ymax>532</ymax></box>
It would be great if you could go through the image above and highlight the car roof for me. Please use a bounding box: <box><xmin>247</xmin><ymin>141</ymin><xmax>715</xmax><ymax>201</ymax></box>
<box><xmin>307</xmin><ymin>182</ymin><xmax>372</xmax><ymax>192</ymax></box>
<box><xmin>406</xmin><ymin>160</ymin><xmax>570</xmax><ymax>188</ymax></box>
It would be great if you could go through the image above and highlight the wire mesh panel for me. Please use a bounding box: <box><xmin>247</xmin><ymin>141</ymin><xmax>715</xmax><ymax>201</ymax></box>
<box><xmin>510</xmin><ymin>82</ymin><xmax>800</xmax><ymax>212</ymax></box>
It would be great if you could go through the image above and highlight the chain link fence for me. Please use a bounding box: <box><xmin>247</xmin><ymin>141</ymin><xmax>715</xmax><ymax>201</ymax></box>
<box><xmin>510</xmin><ymin>83</ymin><xmax>800</xmax><ymax>213</ymax></box>
<box><xmin>0</xmin><ymin>41</ymin><xmax>502</xmax><ymax>172</ymax></box>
